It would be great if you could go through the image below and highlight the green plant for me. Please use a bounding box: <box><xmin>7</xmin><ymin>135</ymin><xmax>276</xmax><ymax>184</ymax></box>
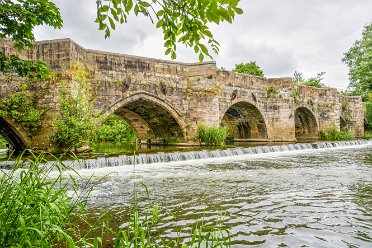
<box><xmin>50</xmin><ymin>66</ymin><xmax>97</xmax><ymax>151</ymax></box>
<box><xmin>0</xmin><ymin>136</ymin><xmax>7</xmax><ymax>148</ymax></box>
<box><xmin>342</xmin><ymin>100</ymin><xmax>350</xmax><ymax>111</ymax></box>
<box><xmin>364</xmin><ymin>130</ymin><xmax>372</xmax><ymax>140</ymax></box>
<box><xmin>94</xmin><ymin>114</ymin><xmax>136</xmax><ymax>143</ymax></box>
<box><xmin>342</xmin><ymin>22</ymin><xmax>372</xmax><ymax>101</ymax></box>
<box><xmin>293</xmin><ymin>71</ymin><xmax>326</xmax><ymax>88</ymax></box>
<box><xmin>319</xmin><ymin>126</ymin><xmax>353</xmax><ymax>141</ymax></box>
<box><xmin>0</xmin><ymin>153</ymin><xmax>99</xmax><ymax>247</ymax></box>
<box><xmin>365</xmin><ymin>102</ymin><xmax>372</xmax><ymax>129</ymax></box>
<box><xmin>196</xmin><ymin>125</ymin><xmax>228</xmax><ymax>145</ymax></box>
<box><xmin>0</xmin><ymin>84</ymin><xmax>44</xmax><ymax>133</ymax></box>
<box><xmin>266</xmin><ymin>87</ymin><xmax>278</xmax><ymax>97</ymax></box>
<box><xmin>233</xmin><ymin>61</ymin><xmax>264</xmax><ymax>77</ymax></box>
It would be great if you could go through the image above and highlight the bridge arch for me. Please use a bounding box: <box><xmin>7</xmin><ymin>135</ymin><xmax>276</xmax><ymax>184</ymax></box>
<box><xmin>295</xmin><ymin>107</ymin><xmax>319</xmax><ymax>139</ymax></box>
<box><xmin>221</xmin><ymin>101</ymin><xmax>268</xmax><ymax>139</ymax></box>
<box><xmin>0</xmin><ymin>117</ymin><xmax>28</xmax><ymax>152</ymax></box>
<box><xmin>102</xmin><ymin>93</ymin><xmax>186</xmax><ymax>141</ymax></box>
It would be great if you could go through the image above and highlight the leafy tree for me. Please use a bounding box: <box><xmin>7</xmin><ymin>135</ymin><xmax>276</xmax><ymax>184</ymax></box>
<box><xmin>96</xmin><ymin>0</ymin><xmax>243</xmax><ymax>61</ymax></box>
<box><xmin>0</xmin><ymin>0</ymin><xmax>243</xmax><ymax>71</ymax></box>
<box><xmin>0</xmin><ymin>84</ymin><xmax>44</xmax><ymax>133</ymax></box>
<box><xmin>293</xmin><ymin>71</ymin><xmax>326</xmax><ymax>88</ymax></box>
<box><xmin>342</xmin><ymin>23</ymin><xmax>372</xmax><ymax>101</ymax></box>
<box><xmin>0</xmin><ymin>0</ymin><xmax>62</xmax><ymax>78</ymax></box>
<box><xmin>233</xmin><ymin>61</ymin><xmax>264</xmax><ymax>77</ymax></box>
<box><xmin>50</xmin><ymin>66</ymin><xmax>97</xmax><ymax>151</ymax></box>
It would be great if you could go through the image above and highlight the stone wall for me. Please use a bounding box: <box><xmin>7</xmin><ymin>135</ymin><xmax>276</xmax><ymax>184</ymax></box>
<box><xmin>0</xmin><ymin>38</ymin><xmax>365</xmax><ymax>149</ymax></box>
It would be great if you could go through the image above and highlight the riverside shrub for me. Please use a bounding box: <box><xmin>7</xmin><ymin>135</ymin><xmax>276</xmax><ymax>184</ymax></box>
<box><xmin>94</xmin><ymin>114</ymin><xmax>136</xmax><ymax>143</ymax></box>
<box><xmin>320</xmin><ymin>126</ymin><xmax>353</xmax><ymax>141</ymax></box>
<box><xmin>196</xmin><ymin>125</ymin><xmax>228</xmax><ymax>145</ymax></box>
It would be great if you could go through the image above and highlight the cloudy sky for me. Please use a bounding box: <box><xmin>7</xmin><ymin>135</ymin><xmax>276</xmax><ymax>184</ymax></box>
<box><xmin>35</xmin><ymin>0</ymin><xmax>372</xmax><ymax>89</ymax></box>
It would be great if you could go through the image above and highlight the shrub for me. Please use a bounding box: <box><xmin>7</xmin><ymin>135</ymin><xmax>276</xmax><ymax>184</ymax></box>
<box><xmin>365</xmin><ymin>102</ymin><xmax>372</xmax><ymax>129</ymax></box>
<box><xmin>94</xmin><ymin>114</ymin><xmax>136</xmax><ymax>143</ymax></box>
<box><xmin>320</xmin><ymin>126</ymin><xmax>353</xmax><ymax>141</ymax></box>
<box><xmin>196</xmin><ymin>125</ymin><xmax>228</xmax><ymax>145</ymax></box>
<box><xmin>50</xmin><ymin>66</ymin><xmax>97</xmax><ymax>151</ymax></box>
<box><xmin>0</xmin><ymin>84</ymin><xmax>44</xmax><ymax>133</ymax></box>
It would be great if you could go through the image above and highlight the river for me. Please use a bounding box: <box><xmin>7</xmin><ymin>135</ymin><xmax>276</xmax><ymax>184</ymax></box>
<box><xmin>68</xmin><ymin>141</ymin><xmax>372</xmax><ymax>247</ymax></box>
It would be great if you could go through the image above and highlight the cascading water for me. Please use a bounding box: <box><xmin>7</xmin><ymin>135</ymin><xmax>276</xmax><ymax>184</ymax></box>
<box><xmin>62</xmin><ymin>140</ymin><xmax>370</xmax><ymax>170</ymax></box>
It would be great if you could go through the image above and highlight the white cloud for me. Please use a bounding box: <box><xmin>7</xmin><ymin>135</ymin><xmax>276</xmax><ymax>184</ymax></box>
<box><xmin>34</xmin><ymin>0</ymin><xmax>372</xmax><ymax>89</ymax></box>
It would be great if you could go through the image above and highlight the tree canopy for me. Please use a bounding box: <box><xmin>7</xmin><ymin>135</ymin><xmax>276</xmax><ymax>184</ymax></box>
<box><xmin>342</xmin><ymin>22</ymin><xmax>372</xmax><ymax>101</ymax></box>
<box><xmin>233</xmin><ymin>61</ymin><xmax>265</xmax><ymax>77</ymax></box>
<box><xmin>0</xmin><ymin>0</ymin><xmax>243</xmax><ymax>73</ymax></box>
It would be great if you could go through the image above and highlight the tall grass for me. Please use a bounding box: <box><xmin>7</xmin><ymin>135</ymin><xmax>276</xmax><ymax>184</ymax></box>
<box><xmin>0</xmin><ymin>152</ymin><xmax>232</xmax><ymax>247</ymax></box>
<box><xmin>196</xmin><ymin>125</ymin><xmax>228</xmax><ymax>145</ymax></box>
<box><xmin>0</xmin><ymin>152</ymin><xmax>97</xmax><ymax>247</ymax></box>
<box><xmin>319</xmin><ymin>126</ymin><xmax>353</xmax><ymax>141</ymax></box>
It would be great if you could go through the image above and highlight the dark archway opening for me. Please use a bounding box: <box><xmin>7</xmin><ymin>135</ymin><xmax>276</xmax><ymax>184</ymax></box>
<box><xmin>115</xmin><ymin>99</ymin><xmax>184</xmax><ymax>143</ymax></box>
<box><xmin>340</xmin><ymin>116</ymin><xmax>347</xmax><ymax>130</ymax></box>
<box><xmin>0</xmin><ymin>117</ymin><xmax>26</xmax><ymax>153</ymax></box>
<box><xmin>221</xmin><ymin>102</ymin><xmax>268</xmax><ymax>140</ymax></box>
<box><xmin>295</xmin><ymin>107</ymin><xmax>318</xmax><ymax>139</ymax></box>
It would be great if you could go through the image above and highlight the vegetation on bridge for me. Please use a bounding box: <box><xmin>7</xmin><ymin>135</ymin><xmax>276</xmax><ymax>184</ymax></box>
<box><xmin>0</xmin><ymin>84</ymin><xmax>44</xmax><ymax>133</ymax></box>
<box><xmin>233</xmin><ymin>61</ymin><xmax>265</xmax><ymax>77</ymax></box>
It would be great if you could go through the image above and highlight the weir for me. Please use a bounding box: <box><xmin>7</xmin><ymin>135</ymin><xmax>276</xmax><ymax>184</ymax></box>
<box><xmin>61</xmin><ymin>140</ymin><xmax>369</xmax><ymax>169</ymax></box>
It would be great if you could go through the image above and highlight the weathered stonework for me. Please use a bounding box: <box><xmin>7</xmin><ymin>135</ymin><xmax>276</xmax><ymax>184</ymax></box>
<box><xmin>0</xmin><ymin>38</ymin><xmax>365</xmax><ymax>150</ymax></box>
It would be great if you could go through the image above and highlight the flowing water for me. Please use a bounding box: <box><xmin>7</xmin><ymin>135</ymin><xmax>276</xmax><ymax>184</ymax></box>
<box><xmin>57</xmin><ymin>141</ymin><xmax>372</xmax><ymax>246</ymax></box>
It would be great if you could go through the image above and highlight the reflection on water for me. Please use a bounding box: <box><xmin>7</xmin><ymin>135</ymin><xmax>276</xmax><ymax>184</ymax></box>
<box><xmin>78</xmin><ymin>144</ymin><xmax>372</xmax><ymax>247</ymax></box>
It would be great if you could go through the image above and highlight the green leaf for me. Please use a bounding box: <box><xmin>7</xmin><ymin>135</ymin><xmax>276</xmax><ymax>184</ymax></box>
<box><xmin>109</xmin><ymin>17</ymin><xmax>116</xmax><ymax>30</ymax></box>
<box><xmin>199</xmin><ymin>53</ymin><xmax>204</xmax><ymax>62</ymax></box>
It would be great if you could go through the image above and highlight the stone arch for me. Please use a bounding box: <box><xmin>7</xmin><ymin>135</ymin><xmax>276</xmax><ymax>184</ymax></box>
<box><xmin>102</xmin><ymin>93</ymin><xmax>186</xmax><ymax>141</ymax></box>
<box><xmin>295</xmin><ymin>107</ymin><xmax>319</xmax><ymax>139</ymax></box>
<box><xmin>0</xmin><ymin>117</ymin><xmax>28</xmax><ymax>152</ymax></box>
<box><xmin>221</xmin><ymin>101</ymin><xmax>268</xmax><ymax>139</ymax></box>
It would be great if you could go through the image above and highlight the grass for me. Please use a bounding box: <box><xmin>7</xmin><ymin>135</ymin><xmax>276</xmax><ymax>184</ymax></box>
<box><xmin>0</xmin><ymin>136</ymin><xmax>7</xmax><ymax>148</ymax></box>
<box><xmin>0</xmin><ymin>152</ymin><xmax>232</xmax><ymax>247</ymax></box>
<box><xmin>364</xmin><ymin>130</ymin><xmax>372</xmax><ymax>139</ymax></box>
<box><xmin>195</xmin><ymin>125</ymin><xmax>228</xmax><ymax>146</ymax></box>
<box><xmin>319</xmin><ymin>126</ymin><xmax>353</xmax><ymax>141</ymax></box>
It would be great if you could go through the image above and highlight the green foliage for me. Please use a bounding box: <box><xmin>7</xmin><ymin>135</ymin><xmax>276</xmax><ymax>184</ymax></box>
<box><xmin>293</xmin><ymin>71</ymin><xmax>326</xmax><ymax>88</ymax></box>
<box><xmin>0</xmin><ymin>136</ymin><xmax>7</xmax><ymax>148</ymax></box>
<box><xmin>50</xmin><ymin>67</ymin><xmax>97</xmax><ymax>150</ymax></box>
<box><xmin>266</xmin><ymin>87</ymin><xmax>278</xmax><ymax>97</ymax></box>
<box><xmin>0</xmin><ymin>153</ymin><xmax>93</xmax><ymax>247</ymax></box>
<box><xmin>365</xmin><ymin>102</ymin><xmax>372</xmax><ymax>129</ymax></box>
<box><xmin>196</xmin><ymin>125</ymin><xmax>228</xmax><ymax>145</ymax></box>
<box><xmin>364</xmin><ymin>130</ymin><xmax>372</xmax><ymax>140</ymax></box>
<box><xmin>0</xmin><ymin>0</ymin><xmax>62</xmax><ymax>79</ymax></box>
<box><xmin>96</xmin><ymin>0</ymin><xmax>243</xmax><ymax>61</ymax></box>
<box><xmin>94</xmin><ymin>114</ymin><xmax>136</xmax><ymax>143</ymax></box>
<box><xmin>0</xmin><ymin>0</ymin><xmax>62</xmax><ymax>50</ymax></box>
<box><xmin>0</xmin><ymin>53</ymin><xmax>50</xmax><ymax>79</ymax></box>
<box><xmin>319</xmin><ymin>126</ymin><xmax>353</xmax><ymax>141</ymax></box>
<box><xmin>232</xmin><ymin>61</ymin><xmax>264</xmax><ymax>77</ymax></box>
<box><xmin>0</xmin><ymin>84</ymin><xmax>44</xmax><ymax>133</ymax></box>
<box><xmin>343</xmin><ymin>23</ymin><xmax>372</xmax><ymax>100</ymax></box>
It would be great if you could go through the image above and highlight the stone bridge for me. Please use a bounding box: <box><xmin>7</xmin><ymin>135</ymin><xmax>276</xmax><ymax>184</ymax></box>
<box><xmin>0</xmin><ymin>39</ymin><xmax>365</xmax><ymax>150</ymax></box>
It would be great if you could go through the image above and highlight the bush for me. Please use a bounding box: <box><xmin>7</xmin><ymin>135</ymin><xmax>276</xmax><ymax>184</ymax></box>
<box><xmin>0</xmin><ymin>84</ymin><xmax>44</xmax><ymax>133</ymax></box>
<box><xmin>94</xmin><ymin>114</ymin><xmax>136</xmax><ymax>143</ymax></box>
<box><xmin>365</xmin><ymin>102</ymin><xmax>372</xmax><ymax>129</ymax></box>
<box><xmin>50</xmin><ymin>66</ymin><xmax>97</xmax><ymax>151</ymax></box>
<box><xmin>320</xmin><ymin>126</ymin><xmax>353</xmax><ymax>141</ymax></box>
<box><xmin>196</xmin><ymin>125</ymin><xmax>228</xmax><ymax>145</ymax></box>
